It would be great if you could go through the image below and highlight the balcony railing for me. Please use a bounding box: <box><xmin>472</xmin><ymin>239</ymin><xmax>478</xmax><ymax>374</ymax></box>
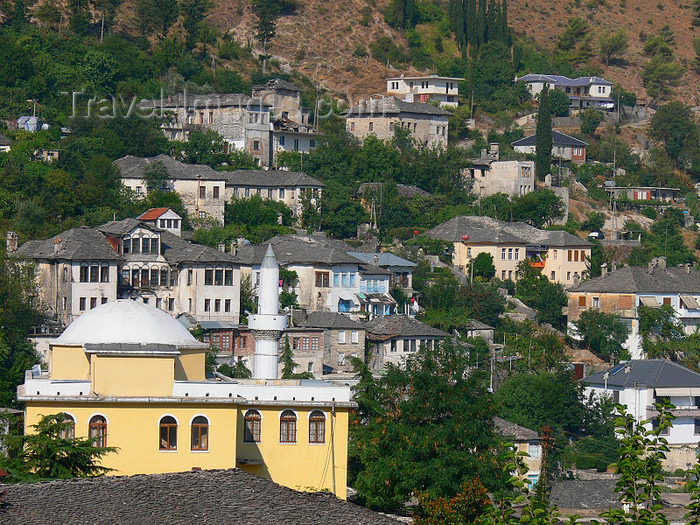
<box><xmin>361</xmin><ymin>284</ymin><xmax>386</xmax><ymax>294</ymax></box>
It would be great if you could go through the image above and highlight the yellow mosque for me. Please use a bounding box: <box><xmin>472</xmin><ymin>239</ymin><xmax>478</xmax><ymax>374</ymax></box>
<box><xmin>19</xmin><ymin>247</ymin><xmax>353</xmax><ymax>498</ymax></box>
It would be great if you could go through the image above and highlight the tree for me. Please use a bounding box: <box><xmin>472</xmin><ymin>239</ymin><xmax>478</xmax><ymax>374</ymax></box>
<box><xmin>469</xmin><ymin>252</ymin><xmax>496</xmax><ymax>280</ymax></box>
<box><xmin>134</xmin><ymin>0</ymin><xmax>178</xmax><ymax>37</ymax></box>
<box><xmin>649</xmin><ymin>101</ymin><xmax>700</xmax><ymax>171</ymax></box>
<box><xmin>580</xmin><ymin>108</ymin><xmax>604</xmax><ymax>135</ymax></box>
<box><xmin>573</xmin><ymin>309</ymin><xmax>629</xmax><ymax>362</ymax></box>
<box><xmin>0</xmin><ymin>413</ymin><xmax>117</xmax><ymax>482</ymax></box>
<box><xmin>556</xmin><ymin>16</ymin><xmax>589</xmax><ymax>52</ymax></box>
<box><xmin>351</xmin><ymin>340</ymin><xmax>510</xmax><ymax>512</ymax></box>
<box><xmin>384</xmin><ymin>0</ymin><xmax>418</xmax><ymax>29</ymax></box>
<box><xmin>217</xmin><ymin>360</ymin><xmax>252</xmax><ymax>379</ymax></box>
<box><xmin>143</xmin><ymin>161</ymin><xmax>170</xmax><ymax>193</ymax></box>
<box><xmin>643</xmin><ymin>25</ymin><xmax>675</xmax><ymax>58</ymax></box>
<box><xmin>535</xmin><ymin>88</ymin><xmax>552</xmax><ymax>180</ymax></box>
<box><xmin>511</xmin><ymin>190</ymin><xmax>564</xmax><ymax>228</ymax></box>
<box><xmin>642</xmin><ymin>55</ymin><xmax>685</xmax><ymax>102</ymax></box>
<box><xmin>549</xmin><ymin>89</ymin><xmax>571</xmax><ymax>118</ymax></box>
<box><xmin>598</xmin><ymin>29</ymin><xmax>629</xmax><ymax>66</ymax></box>
<box><xmin>239</xmin><ymin>275</ymin><xmax>255</xmax><ymax>324</ymax></box>
<box><xmin>181</xmin><ymin>129</ymin><xmax>231</xmax><ymax>168</ymax></box>
<box><xmin>280</xmin><ymin>336</ymin><xmax>313</xmax><ymax>379</ymax></box>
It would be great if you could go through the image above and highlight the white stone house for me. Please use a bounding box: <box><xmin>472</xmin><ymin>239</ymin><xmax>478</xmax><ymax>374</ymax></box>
<box><xmin>583</xmin><ymin>360</ymin><xmax>700</xmax><ymax>471</ymax></box>
<box><xmin>516</xmin><ymin>74</ymin><xmax>614</xmax><ymax>110</ymax></box>
<box><xmin>386</xmin><ymin>75</ymin><xmax>463</xmax><ymax>108</ymax></box>
<box><xmin>468</xmin><ymin>159</ymin><xmax>536</xmax><ymax>198</ymax></box>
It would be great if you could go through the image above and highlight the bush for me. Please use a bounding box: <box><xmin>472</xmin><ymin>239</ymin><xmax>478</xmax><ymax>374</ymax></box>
<box><xmin>642</xmin><ymin>207</ymin><xmax>658</xmax><ymax>220</ymax></box>
<box><xmin>369</xmin><ymin>36</ymin><xmax>409</xmax><ymax>65</ymax></box>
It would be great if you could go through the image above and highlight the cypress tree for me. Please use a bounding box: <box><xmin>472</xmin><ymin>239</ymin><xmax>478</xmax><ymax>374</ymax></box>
<box><xmin>501</xmin><ymin>0</ymin><xmax>509</xmax><ymax>46</ymax></box>
<box><xmin>449</xmin><ymin>0</ymin><xmax>466</xmax><ymax>49</ymax></box>
<box><xmin>467</xmin><ymin>0</ymin><xmax>477</xmax><ymax>48</ymax></box>
<box><xmin>476</xmin><ymin>0</ymin><xmax>487</xmax><ymax>47</ymax></box>
<box><xmin>535</xmin><ymin>88</ymin><xmax>553</xmax><ymax>181</ymax></box>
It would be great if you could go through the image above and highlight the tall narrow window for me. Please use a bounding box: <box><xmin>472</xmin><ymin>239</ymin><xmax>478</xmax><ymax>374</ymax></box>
<box><xmin>244</xmin><ymin>410</ymin><xmax>261</xmax><ymax>443</ymax></box>
<box><xmin>224</xmin><ymin>268</ymin><xmax>233</xmax><ymax>286</ymax></box>
<box><xmin>205</xmin><ymin>268</ymin><xmax>213</xmax><ymax>285</ymax></box>
<box><xmin>159</xmin><ymin>416</ymin><xmax>178</xmax><ymax>450</ymax></box>
<box><xmin>100</xmin><ymin>264</ymin><xmax>109</xmax><ymax>283</ymax></box>
<box><xmin>309</xmin><ymin>411</ymin><xmax>326</xmax><ymax>444</ymax></box>
<box><xmin>280</xmin><ymin>410</ymin><xmax>297</xmax><ymax>443</ymax></box>
<box><xmin>191</xmin><ymin>416</ymin><xmax>209</xmax><ymax>451</ymax></box>
<box><xmin>79</xmin><ymin>263</ymin><xmax>87</xmax><ymax>283</ymax></box>
<box><xmin>89</xmin><ymin>415</ymin><xmax>107</xmax><ymax>447</ymax></box>
<box><xmin>59</xmin><ymin>413</ymin><xmax>75</xmax><ymax>439</ymax></box>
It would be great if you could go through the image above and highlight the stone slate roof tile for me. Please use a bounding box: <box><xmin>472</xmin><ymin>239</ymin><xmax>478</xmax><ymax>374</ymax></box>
<box><xmin>569</xmin><ymin>264</ymin><xmax>700</xmax><ymax>294</ymax></box>
<box><xmin>115</xmin><ymin>155</ymin><xmax>226</xmax><ymax>181</ymax></box>
<box><xmin>224</xmin><ymin>169</ymin><xmax>324</xmax><ymax>188</ymax></box>
<box><xmin>139</xmin><ymin>93</ymin><xmax>255</xmax><ymax>110</ymax></box>
<box><xmin>426</xmin><ymin>215</ymin><xmax>592</xmax><ymax>247</ymax></box>
<box><xmin>357</xmin><ymin>182</ymin><xmax>430</xmax><ymax>199</ymax></box>
<box><xmin>494</xmin><ymin>417</ymin><xmax>540</xmax><ymax>441</ymax></box>
<box><xmin>0</xmin><ymin>468</ymin><xmax>401</xmax><ymax>524</ymax></box>
<box><xmin>364</xmin><ymin>315</ymin><xmax>449</xmax><ymax>340</ymax></box>
<box><xmin>511</xmin><ymin>130</ymin><xmax>589</xmax><ymax>148</ymax></box>
<box><xmin>253</xmin><ymin>78</ymin><xmax>301</xmax><ymax>92</ymax></box>
<box><xmin>583</xmin><ymin>359</ymin><xmax>700</xmax><ymax>388</ymax></box>
<box><xmin>303</xmin><ymin>311</ymin><xmax>365</xmax><ymax>330</ymax></box>
<box><xmin>14</xmin><ymin>226</ymin><xmax>122</xmax><ymax>261</ymax></box>
<box><xmin>549</xmin><ymin>479</ymin><xmax>621</xmax><ymax>510</ymax></box>
<box><xmin>345</xmin><ymin>96</ymin><xmax>451</xmax><ymax>117</ymax></box>
<box><xmin>0</xmin><ymin>133</ymin><xmax>13</xmax><ymax>146</ymax></box>
<box><xmin>238</xmin><ymin>236</ymin><xmax>362</xmax><ymax>267</ymax></box>
<box><xmin>348</xmin><ymin>252</ymin><xmax>417</xmax><ymax>268</ymax></box>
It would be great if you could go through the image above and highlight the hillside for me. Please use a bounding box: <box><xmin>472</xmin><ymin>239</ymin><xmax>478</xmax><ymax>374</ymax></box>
<box><xmin>204</xmin><ymin>0</ymin><xmax>699</xmax><ymax>104</ymax></box>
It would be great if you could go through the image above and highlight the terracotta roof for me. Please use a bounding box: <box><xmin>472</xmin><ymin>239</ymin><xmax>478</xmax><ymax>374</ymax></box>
<box><xmin>138</xmin><ymin>208</ymin><xmax>171</xmax><ymax>221</ymax></box>
<box><xmin>0</xmin><ymin>469</ymin><xmax>401</xmax><ymax>524</ymax></box>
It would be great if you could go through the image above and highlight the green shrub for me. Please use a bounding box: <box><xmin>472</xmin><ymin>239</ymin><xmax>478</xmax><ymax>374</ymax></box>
<box><xmin>642</xmin><ymin>207</ymin><xmax>658</xmax><ymax>219</ymax></box>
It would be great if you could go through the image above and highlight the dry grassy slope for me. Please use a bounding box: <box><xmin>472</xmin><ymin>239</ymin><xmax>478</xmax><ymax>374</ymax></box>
<box><xmin>208</xmin><ymin>0</ymin><xmax>423</xmax><ymax>97</ymax></box>
<box><xmin>209</xmin><ymin>0</ymin><xmax>699</xmax><ymax>104</ymax></box>
<box><xmin>509</xmin><ymin>0</ymin><xmax>700</xmax><ymax>105</ymax></box>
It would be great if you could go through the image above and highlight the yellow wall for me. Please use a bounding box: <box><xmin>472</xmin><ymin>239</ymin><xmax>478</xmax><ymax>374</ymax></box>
<box><xmin>175</xmin><ymin>349</ymin><xmax>206</xmax><ymax>381</ymax></box>
<box><xmin>50</xmin><ymin>345</ymin><xmax>90</xmax><ymax>380</ymax></box>
<box><xmin>92</xmin><ymin>356</ymin><xmax>174</xmax><ymax>397</ymax></box>
<box><xmin>236</xmin><ymin>406</ymin><xmax>349</xmax><ymax>499</ymax></box>
<box><xmin>25</xmin><ymin>402</ymin><xmax>237</xmax><ymax>476</ymax></box>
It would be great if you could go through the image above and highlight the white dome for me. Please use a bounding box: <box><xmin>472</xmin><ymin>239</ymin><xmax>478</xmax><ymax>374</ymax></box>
<box><xmin>56</xmin><ymin>299</ymin><xmax>203</xmax><ymax>348</ymax></box>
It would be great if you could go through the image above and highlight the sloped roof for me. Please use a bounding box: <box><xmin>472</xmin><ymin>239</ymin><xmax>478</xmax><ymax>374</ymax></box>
<box><xmin>115</xmin><ymin>155</ymin><xmax>226</xmax><ymax>181</ymax></box>
<box><xmin>348</xmin><ymin>252</ymin><xmax>417</xmax><ymax>268</ymax></box>
<box><xmin>302</xmin><ymin>311</ymin><xmax>365</xmax><ymax>330</ymax></box>
<box><xmin>253</xmin><ymin>78</ymin><xmax>301</xmax><ymax>92</ymax></box>
<box><xmin>0</xmin><ymin>133</ymin><xmax>13</xmax><ymax>146</ymax></box>
<box><xmin>465</xmin><ymin>319</ymin><xmax>494</xmax><ymax>331</ymax></box>
<box><xmin>0</xmin><ymin>469</ymin><xmax>400</xmax><ymax>524</ymax></box>
<box><xmin>224</xmin><ymin>169</ymin><xmax>324</xmax><ymax>188</ymax></box>
<box><xmin>364</xmin><ymin>315</ymin><xmax>449</xmax><ymax>340</ymax></box>
<box><xmin>139</xmin><ymin>93</ymin><xmax>256</xmax><ymax>110</ymax></box>
<box><xmin>357</xmin><ymin>182</ymin><xmax>430</xmax><ymax>199</ymax></box>
<box><xmin>237</xmin><ymin>236</ymin><xmax>361</xmax><ymax>267</ymax></box>
<box><xmin>511</xmin><ymin>130</ymin><xmax>589</xmax><ymax>148</ymax></box>
<box><xmin>549</xmin><ymin>479</ymin><xmax>620</xmax><ymax>511</ymax></box>
<box><xmin>15</xmin><ymin>226</ymin><xmax>122</xmax><ymax>261</ymax></box>
<box><xmin>425</xmin><ymin>215</ymin><xmax>592</xmax><ymax>248</ymax></box>
<box><xmin>570</xmin><ymin>264</ymin><xmax>700</xmax><ymax>294</ymax></box>
<box><xmin>345</xmin><ymin>96</ymin><xmax>451</xmax><ymax>117</ymax></box>
<box><xmin>158</xmin><ymin>230</ymin><xmax>240</xmax><ymax>264</ymax></box>
<box><xmin>494</xmin><ymin>417</ymin><xmax>539</xmax><ymax>441</ymax></box>
<box><xmin>517</xmin><ymin>74</ymin><xmax>613</xmax><ymax>87</ymax></box>
<box><xmin>583</xmin><ymin>359</ymin><xmax>700</xmax><ymax>388</ymax></box>
<box><xmin>97</xmin><ymin>218</ymin><xmax>155</xmax><ymax>237</ymax></box>
<box><xmin>138</xmin><ymin>208</ymin><xmax>171</xmax><ymax>221</ymax></box>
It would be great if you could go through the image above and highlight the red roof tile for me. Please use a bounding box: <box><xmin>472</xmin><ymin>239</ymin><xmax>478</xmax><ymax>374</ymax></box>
<box><xmin>138</xmin><ymin>208</ymin><xmax>170</xmax><ymax>221</ymax></box>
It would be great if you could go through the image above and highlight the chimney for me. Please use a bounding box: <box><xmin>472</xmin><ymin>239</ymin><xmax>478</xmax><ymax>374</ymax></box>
<box><xmin>373</xmin><ymin>254</ymin><xmax>380</xmax><ymax>266</ymax></box>
<box><xmin>648</xmin><ymin>260</ymin><xmax>655</xmax><ymax>274</ymax></box>
<box><xmin>657</xmin><ymin>256</ymin><xmax>666</xmax><ymax>269</ymax></box>
<box><xmin>573</xmin><ymin>273</ymin><xmax>580</xmax><ymax>287</ymax></box>
<box><xmin>53</xmin><ymin>237</ymin><xmax>62</xmax><ymax>256</ymax></box>
<box><xmin>686</xmin><ymin>263</ymin><xmax>691</xmax><ymax>275</ymax></box>
<box><xmin>230</xmin><ymin>241</ymin><xmax>237</xmax><ymax>256</ymax></box>
<box><xmin>237</xmin><ymin>237</ymin><xmax>246</xmax><ymax>248</ymax></box>
<box><xmin>6</xmin><ymin>231</ymin><xmax>18</xmax><ymax>253</ymax></box>
<box><xmin>611</xmin><ymin>261</ymin><xmax>617</xmax><ymax>273</ymax></box>
<box><xmin>601</xmin><ymin>263</ymin><xmax>607</xmax><ymax>278</ymax></box>
<box><xmin>489</xmin><ymin>142</ymin><xmax>500</xmax><ymax>160</ymax></box>
<box><xmin>217</xmin><ymin>242</ymin><xmax>225</xmax><ymax>253</ymax></box>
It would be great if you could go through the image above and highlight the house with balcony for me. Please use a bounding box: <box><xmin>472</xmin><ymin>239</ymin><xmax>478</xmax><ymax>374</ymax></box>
<box><xmin>13</xmin><ymin>209</ymin><xmax>242</xmax><ymax>326</ymax></box>
<box><xmin>348</xmin><ymin>252</ymin><xmax>416</xmax><ymax>293</ymax></box>
<box><xmin>583</xmin><ymin>359</ymin><xmax>700</xmax><ymax>471</ymax></box>
<box><xmin>426</xmin><ymin>215</ymin><xmax>592</xmax><ymax>288</ymax></box>
<box><xmin>115</xmin><ymin>155</ymin><xmax>227</xmax><ymax>223</ymax></box>
<box><xmin>567</xmin><ymin>257</ymin><xmax>700</xmax><ymax>359</ymax></box>
<box><xmin>512</xmin><ymin>130</ymin><xmax>588</xmax><ymax>166</ymax></box>
<box><xmin>516</xmin><ymin>74</ymin><xmax>614</xmax><ymax>111</ymax></box>
<box><xmin>602</xmin><ymin>185</ymin><xmax>681</xmax><ymax>203</ymax></box>
<box><xmin>386</xmin><ymin>74</ymin><xmax>463</xmax><ymax>107</ymax></box>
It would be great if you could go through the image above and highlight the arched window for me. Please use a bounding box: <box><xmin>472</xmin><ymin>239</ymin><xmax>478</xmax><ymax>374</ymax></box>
<box><xmin>89</xmin><ymin>263</ymin><xmax>99</xmax><ymax>283</ymax></box>
<box><xmin>89</xmin><ymin>415</ymin><xmax>107</xmax><ymax>447</ymax></box>
<box><xmin>79</xmin><ymin>263</ymin><xmax>89</xmax><ymax>283</ymax></box>
<box><xmin>309</xmin><ymin>411</ymin><xmax>325</xmax><ymax>444</ymax></box>
<box><xmin>244</xmin><ymin>410</ymin><xmax>261</xmax><ymax>443</ymax></box>
<box><xmin>280</xmin><ymin>410</ymin><xmax>297</xmax><ymax>444</ymax></box>
<box><xmin>159</xmin><ymin>416</ymin><xmax>177</xmax><ymax>450</ymax></box>
<box><xmin>191</xmin><ymin>416</ymin><xmax>209</xmax><ymax>451</ymax></box>
<box><xmin>59</xmin><ymin>413</ymin><xmax>75</xmax><ymax>440</ymax></box>
<box><xmin>214</xmin><ymin>266</ymin><xmax>224</xmax><ymax>286</ymax></box>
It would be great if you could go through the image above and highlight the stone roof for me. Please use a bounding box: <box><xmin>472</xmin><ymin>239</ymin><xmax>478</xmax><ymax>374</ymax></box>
<box><xmin>465</xmin><ymin>319</ymin><xmax>494</xmax><ymax>331</ymax></box>
<box><xmin>425</xmin><ymin>215</ymin><xmax>592</xmax><ymax>247</ymax></box>
<box><xmin>569</xmin><ymin>263</ymin><xmax>700</xmax><ymax>294</ymax></box>
<box><xmin>493</xmin><ymin>417</ymin><xmax>540</xmax><ymax>441</ymax></box>
<box><xmin>302</xmin><ymin>311</ymin><xmax>365</xmax><ymax>330</ymax></box>
<box><xmin>549</xmin><ymin>479</ymin><xmax>620</xmax><ymax>511</ymax></box>
<box><xmin>517</xmin><ymin>74</ymin><xmax>613</xmax><ymax>87</ymax></box>
<box><xmin>15</xmin><ymin>226</ymin><xmax>122</xmax><ymax>261</ymax></box>
<box><xmin>357</xmin><ymin>182</ymin><xmax>430</xmax><ymax>199</ymax></box>
<box><xmin>345</xmin><ymin>96</ymin><xmax>451</xmax><ymax>117</ymax></box>
<box><xmin>364</xmin><ymin>315</ymin><xmax>449</xmax><ymax>341</ymax></box>
<box><xmin>0</xmin><ymin>133</ymin><xmax>13</xmax><ymax>146</ymax></box>
<box><xmin>0</xmin><ymin>469</ymin><xmax>401</xmax><ymax>524</ymax></box>
<box><xmin>115</xmin><ymin>155</ymin><xmax>226</xmax><ymax>181</ymax></box>
<box><xmin>583</xmin><ymin>359</ymin><xmax>700</xmax><ymax>389</ymax></box>
<box><xmin>224</xmin><ymin>169</ymin><xmax>324</xmax><ymax>188</ymax></box>
<box><xmin>139</xmin><ymin>93</ymin><xmax>256</xmax><ymax>110</ymax></box>
<box><xmin>348</xmin><ymin>252</ymin><xmax>417</xmax><ymax>269</ymax></box>
<box><xmin>237</xmin><ymin>236</ymin><xmax>361</xmax><ymax>267</ymax></box>
<box><xmin>511</xmin><ymin>130</ymin><xmax>589</xmax><ymax>148</ymax></box>
<box><xmin>253</xmin><ymin>78</ymin><xmax>301</xmax><ymax>92</ymax></box>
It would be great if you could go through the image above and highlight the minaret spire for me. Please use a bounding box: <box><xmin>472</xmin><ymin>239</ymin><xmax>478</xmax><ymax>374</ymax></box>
<box><xmin>249</xmin><ymin>245</ymin><xmax>287</xmax><ymax>379</ymax></box>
